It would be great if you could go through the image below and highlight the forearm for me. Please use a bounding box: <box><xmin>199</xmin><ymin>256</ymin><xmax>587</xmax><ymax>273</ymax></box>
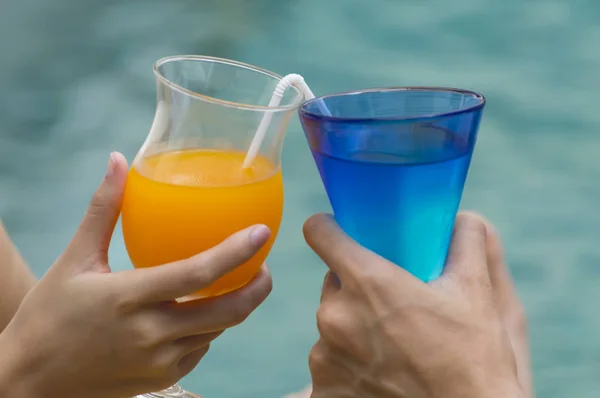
<box><xmin>0</xmin><ymin>222</ymin><xmax>37</xmax><ymax>330</ymax></box>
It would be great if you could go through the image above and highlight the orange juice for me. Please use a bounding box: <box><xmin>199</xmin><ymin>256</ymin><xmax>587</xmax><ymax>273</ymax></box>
<box><xmin>121</xmin><ymin>149</ymin><xmax>283</xmax><ymax>299</ymax></box>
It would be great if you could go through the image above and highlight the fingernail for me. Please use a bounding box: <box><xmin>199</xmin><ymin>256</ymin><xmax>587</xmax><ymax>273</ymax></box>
<box><xmin>250</xmin><ymin>225</ymin><xmax>271</xmax><ymax>247</ymax></box>
<box><xmin>105</xmin><ymin>153</ymin><xmax>116</xmax><ymax>178</ymax></box>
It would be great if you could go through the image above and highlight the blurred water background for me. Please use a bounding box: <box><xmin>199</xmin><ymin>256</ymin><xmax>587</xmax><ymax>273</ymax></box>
<box><xmin>1</xmin><ymin>0</ymin><xmax>600</xmax><ymax>397</ymax></box>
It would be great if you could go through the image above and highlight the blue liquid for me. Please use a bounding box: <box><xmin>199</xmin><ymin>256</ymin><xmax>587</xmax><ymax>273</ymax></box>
<box><xmin>312</xmin><ymin>132</ymin><xmax>472</xmax><ymax>282</ymax></box>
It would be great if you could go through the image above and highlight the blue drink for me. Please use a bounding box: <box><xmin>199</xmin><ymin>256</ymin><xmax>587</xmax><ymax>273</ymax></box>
<box><xmin>299</xmin><ymin>88</ymin><xmax>485</xmax><ymax>281</ymax></box>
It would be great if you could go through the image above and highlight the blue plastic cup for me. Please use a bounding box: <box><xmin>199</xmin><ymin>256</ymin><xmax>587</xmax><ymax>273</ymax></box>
<box><xmin>299</xmin><ymin>87</ymin><xmax>485</xmax><ymax>282</ymax></box>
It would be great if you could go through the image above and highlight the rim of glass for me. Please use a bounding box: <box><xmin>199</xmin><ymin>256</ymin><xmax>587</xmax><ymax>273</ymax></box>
<box><xmin>153</xmin><ymin>55</ymin><xmax>304</xmax><ymax>112</ymax></box>
<box><xmin>299</xmin><ymin>87</ymin><xmax>486</xmax><ymax>123</ymax></box>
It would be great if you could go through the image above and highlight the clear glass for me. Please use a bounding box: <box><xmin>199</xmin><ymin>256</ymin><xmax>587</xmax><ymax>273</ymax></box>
<box><xmin>134</xmin><ymin>384</ymin><xmax>203</xmax><ymax>398</ymax></box>
<box><xmin>299</xmin><ymin>87</ymin><xmax>485</xmax><ymax>282</ymax></box>
<box><xmin>122</xmin><ymin>55</ymin><xmax>302</xmax><ymax>398</ymax></box>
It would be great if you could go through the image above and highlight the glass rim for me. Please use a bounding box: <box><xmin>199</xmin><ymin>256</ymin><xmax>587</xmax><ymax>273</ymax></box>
<box><xmin>153</xmin><ymin>55</ymin><xmax>304</xmax><ymax>112</ymax></box>
<box><xmin>299</xmin><ymin>86</ymin><xmax>486</xmax><ymax>123</ymax></box>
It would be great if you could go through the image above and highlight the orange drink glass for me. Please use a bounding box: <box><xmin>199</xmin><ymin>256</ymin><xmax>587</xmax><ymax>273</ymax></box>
<box><xmin>121</xmin><ymin>55</ymin><xmax>302</xmax><ymax>302</ymax></box>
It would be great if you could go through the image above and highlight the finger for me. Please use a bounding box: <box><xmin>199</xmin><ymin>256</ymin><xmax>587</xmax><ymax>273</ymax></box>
<box><xmin>156</xmin><ymin>330</ymin><xmax>221</xmax><ymax>377</ymax></box>
<box><xmin>174</xmin><ymin>330</ymin><xmax>223</xmax><ymax>357</ymax></box>
<box><xmin>486</xmin><ymin>222</ymin><xmax>532</xmax><ymax>397</ymax></box>
<box><xmin>442</xmin><ymin>211</ymin><xmax>490</xmax><ymax>291</ymax></box>
<box><xmin>512</xmin><ymin>335</ymin><xmax>534</xmax><ymax>398</ymax></box>
<box><xmin>309</xmin><ymin>339</ymin><xmax>355</xmax><ymax>391</ymax></box>
<box><xmin>176</xmin><ymin>345</ymin><xmax>210</xmax><ymax>379</ymax></box>
<box><xmin>304</xmin><ymin>213</ymin><xmax>418</xmax><ymax>291</ymax></box>
<box><xmin>64</xmin><ymin>152</ymin><xmax>129</xmax><ymax>262</ymax></box>
<box><xmin>162</xmin><ymin>264</ymin><xmax>272</xmax><ymax>336</ymax></box>
<box><xmin>303</xmin><ymin>214</ymin><xmax>364</xmax><ymax>281</ymax></box>
<box><xmin>120</xmin><ymin>225</ymin><xmax>271</xmax><ymax>302</ymax></box>
<box><xmin>486</xmin><ymin>222</ymin><xmax>521</xmax><ymax>316</ymax></box>
<box><xmin>320</xmin><ymin>271</ymin><xmax>340</xmax><ymax>303</ymax></box>
<box><xmin>315</xmin><ymin>297</ymin><xmax>367</xmax><ymax>358</ymax></box>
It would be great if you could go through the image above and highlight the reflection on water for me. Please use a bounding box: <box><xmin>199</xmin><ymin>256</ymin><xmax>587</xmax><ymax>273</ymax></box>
<box><xmin>2</xmin><ymin>1</ymin><xmax>600</xmax><ymax>397</ymax></box>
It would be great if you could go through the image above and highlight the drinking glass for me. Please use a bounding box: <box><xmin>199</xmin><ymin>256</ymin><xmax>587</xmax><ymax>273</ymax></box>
<box><xmin>133</xmin><ymin>385</ymin><xmax>202</xmax><ymax>398</ymax></box>
<box><xmin>299</xmin><ymin>87</ymin><xmax>485</xmax><ymax>282</ymax></box>
<box><xmin>123</xmin><ymin>55</ymin><xmax>302</xmax><ymax>398</ymax></box>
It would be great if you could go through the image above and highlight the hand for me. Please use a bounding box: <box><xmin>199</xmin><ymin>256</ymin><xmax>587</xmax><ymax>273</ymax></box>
<box><xmin>486</xmin><ymin>221</ymin><xmax>532</xmax><ymax>397</ymax></box>
<box><xmin>0</xmin><ymin>152</ymin><xmax>273</xmax><ymax>398</ymax></box>
<box><xmin>303</xmin><ymin>212</ymin><xmax>530</xmax><ymax>398</ymax></box>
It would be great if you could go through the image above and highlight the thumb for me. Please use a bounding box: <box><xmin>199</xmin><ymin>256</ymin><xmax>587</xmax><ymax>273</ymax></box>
<box><xmin>64</xmin><ymin>152</ymin><xmax>128</xmax><ymax>264</ymax></box>
<box><xmin>304</xmin><ymin>213</ymin><xmax>421</xmax><ymax>294</ymax></box>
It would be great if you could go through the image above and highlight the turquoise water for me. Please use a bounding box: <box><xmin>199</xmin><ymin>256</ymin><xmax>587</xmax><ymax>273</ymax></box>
<box><xmin>1</xmin><ymin>1</ymin><xmax>600</xmax><ymax>397</ymax></box>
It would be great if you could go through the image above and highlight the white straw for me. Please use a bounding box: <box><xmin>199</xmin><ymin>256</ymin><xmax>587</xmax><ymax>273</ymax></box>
<box><xmin>242</xmin><ymin>73</ymin><xmax>331</xmax><ymax>169</ymax></box>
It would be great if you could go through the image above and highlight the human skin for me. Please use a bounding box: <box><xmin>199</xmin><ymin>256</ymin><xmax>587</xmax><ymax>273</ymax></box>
<box><xmin>0</xmin><ymin>152</ymin><xmax>274</xmax><ymax>398</ymax></box>
<box><xmin>298</xmin><ymin>212</ymin><xmax>532</xmax><ymax>398</ymax></box>
<box><xmin>0</xmin><ymin>221</ymin><xmax>36</xmax><ymax>332</ymax></box>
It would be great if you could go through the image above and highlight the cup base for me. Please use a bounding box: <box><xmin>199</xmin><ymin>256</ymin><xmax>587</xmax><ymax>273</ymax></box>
<box><xmin>134</xmin><ymin>385</ymin><xmax>203</xmax><ymax>398</ymax></box>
